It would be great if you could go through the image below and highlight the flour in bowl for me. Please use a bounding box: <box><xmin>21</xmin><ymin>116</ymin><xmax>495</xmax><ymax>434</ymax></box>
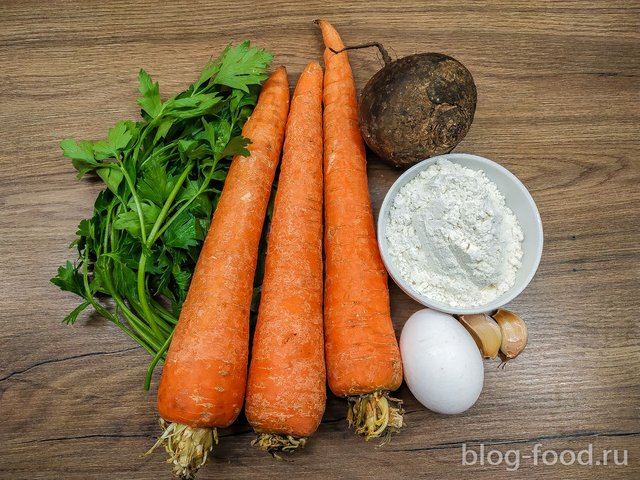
<box><xmin>385</xmin><ymin>159</ymin><xmax>524</xmax><ymax>308</ymax></box>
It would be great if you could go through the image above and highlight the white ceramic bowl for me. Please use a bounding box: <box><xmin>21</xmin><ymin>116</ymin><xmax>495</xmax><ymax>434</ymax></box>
<box><xmin>377</xmin><ymin>153</ymin><xmax>543</xmax><ymax>315</ymax></box>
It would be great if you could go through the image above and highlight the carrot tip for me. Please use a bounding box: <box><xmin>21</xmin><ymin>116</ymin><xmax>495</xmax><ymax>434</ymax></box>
<box><xmin>145</xmin><ymin>419</ymin><xmax>218</xmax><ymax>479</ymax></box>
<box><xmin>346</xmin><ymin>391</ymin><xmax>404</xmax><ymax>445</ymax></box>
<box><xmin>251</xmin><ymin>432</ymin><xmax>307</xmax><ymax>459</ymax></box>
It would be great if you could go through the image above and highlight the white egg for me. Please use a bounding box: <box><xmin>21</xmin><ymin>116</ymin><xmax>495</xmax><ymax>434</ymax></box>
<box><xmin>400</xmin><ymin>308</ymin><xmax>484</xmax><ymax>414</ymax></box>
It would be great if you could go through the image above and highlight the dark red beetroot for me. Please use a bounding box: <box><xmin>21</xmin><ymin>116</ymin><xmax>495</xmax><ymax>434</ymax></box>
<box><xmin>335</xmin><ymin>43</ymin><xmax>477</xmax><ymax>169</ymax></box>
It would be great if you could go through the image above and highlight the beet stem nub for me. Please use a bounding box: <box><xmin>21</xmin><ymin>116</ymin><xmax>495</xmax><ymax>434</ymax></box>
<box><xmin>329</xmin><ymin>42</ymin><xmax>392</xmax><ymax>66</ymax></box>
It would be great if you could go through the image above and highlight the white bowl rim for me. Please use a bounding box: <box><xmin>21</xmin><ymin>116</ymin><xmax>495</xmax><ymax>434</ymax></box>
<box><xmin>377</xmin><ymin>153</ymin><xmax>544</xmax><ymax>315</ymax></box>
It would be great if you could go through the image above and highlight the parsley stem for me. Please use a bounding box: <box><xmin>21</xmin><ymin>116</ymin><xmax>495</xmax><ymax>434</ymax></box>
<box><xmin>80</xmin><ymin>249</ymin><xmax>112</xmax><ymax>322</ymax></box>
<box><xmin>147</xmin><ymin>161</ymin><xmax>194</xmax><ymax>247</ymax></box>
<box><xmin>140</xmin><ymin>141</ymin><xmax>178</xmax><ymax>170</ymax></box>
<box><xmin>153</xmin><ymin>166</ymin><xmax>217</xmax><ymax>241</ymax></box>
<box><xmin>119</xmin><ymin>162</ymin><xmax>148</xmax><ymax>243</ymax></box>
<box><xmin>99</xmin><ymin>300</ymin><xmax>157</xmax><ymax>357</ymax></box>
<box><xmin>132</xmin><ymin>124</ymin><xmax>152</xmax><ymax>165</ymax></box>
<box><xmin>117</xmin><ymin>322</ymin><xmax>156</xmax><ymax>357</ymax></box>
<box><xmin>110</xmin><ymin>303</ymin><xmax>157</xmax><ymax>357</ymax></box>
<box><xmin>115</xmin><ymin>296</ymin><xmax>164</xmax><ymax>349</ymax></box>
<box><xmin>102</xmin><ymin>203</ymin><xmax>114</xmax><ymax>254</ymax></box>
<box><xmin>149</xmin><ymin>298</ymin><xmax>178</xmax><ymax>324</ymax></box>
<box><xmin>137</xmin><ymin>254</ymin><xmax>163</xmax><ymax>339</ymax></box>
<box><xmin>98</xmin><ymin>260</ymin><xmax>164</xmax><ymax>348</ymax></box>
<box><xmin>110</xmin><ymin>202</ymin><xmax>120</xmax><ymax>250</ymax></box>
<box><xmin>80</xmin><ymin>249</ymin><xmax>156</xmax><ymax>354</ymax></box>
<box><xmin>135</xmin><ymin>162</ymin><xmax>193</xmax><ymax>339</ymax></box>
<box><xmin>144</xmin><ymin>330</ymin><xmax>173</xmax><ymax>391</ymax></box>
<box><xmin>119</xmin><ymin>307</ymin><xmax>163</xmax><ymax>351</ymax></box>
<box><xmin>129</xmin><ymin>297</ymin><xmax>173</xmax><ymax>335</ymax></box>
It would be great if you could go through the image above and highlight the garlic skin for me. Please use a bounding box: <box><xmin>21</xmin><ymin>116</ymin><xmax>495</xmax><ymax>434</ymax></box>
<box><xmin>457</xmin><ymin>314</ymin><xmax>502</xmax><ymax>359</ymax></box>
<box><xmin>491</xmin><ymin>308</ymin><xmax>528</xmax><ymax>361</ymax></box>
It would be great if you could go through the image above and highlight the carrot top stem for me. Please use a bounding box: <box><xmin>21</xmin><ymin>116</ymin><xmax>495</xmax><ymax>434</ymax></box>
<box><xmin>145</xmin><ymin>420</ymin><xmax>217</xmax><ymax>480</ymax></box>
<box><xmin>251</xmin><ymin>433</ymin><xmax>308</xmax><ymax>459</ymax></box>
<box><xmin>346</xmin><ymin>391</ymin><xmax>404</xmax><ymax>444</ymax></box>
<box><xmin>328</xmin><ymin>42</ymin><xmax>392</xmax><ymax>66</ymax></box>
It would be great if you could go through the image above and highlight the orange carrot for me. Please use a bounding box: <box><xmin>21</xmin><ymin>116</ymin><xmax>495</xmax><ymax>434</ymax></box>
<box><xmin>244</xmin><ymin>62</ymin><xmax>325</xmax><ymax>455</ymax></box>
<box><xmin>316</xmin><ymin>19</ymin><xmax>404</xmax><ymax>442</ymax></box>
<box><xmin>152</xmin><ymin>67</ymin><xmax>290</xmax><ymax>478</ymax></box>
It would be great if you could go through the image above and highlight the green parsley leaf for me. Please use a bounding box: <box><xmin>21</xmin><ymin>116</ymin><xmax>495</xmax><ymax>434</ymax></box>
<box><xmin>172</xmin><ymin>266</ymin><xmax>191</xmax><ymax>298</ymax></box>
<box><xmin>221</xmin><ymin>135</ymin><xmax>250</xmax><ymax>159</ymax></box>
<box><xmin>162</xmin><ymin>211</ymin><xmax>199</xmax><ymax>249</ymax></box>
<box><xmin>153</xmin><ymin>118</ymin><xmax>174</xmax><ymax>143</ymax></box>
<box><xmin>76</xmin><ymin>218</ymin><xmax>92</xmax><ymax>240</ymax></box>
<box><xmin>60</xmin><ymin>138</ymin><xmax>99</xmax><ymax>177</ymax></box>
<box><xmin>97</xmin><ymin>167</ymin><xmax>124</xmax><ymax>194</ymax></box>
<box><xmin>211</xmin><ymin>169</ymin><xmax>227</xmax><ymax>181</ymax></box>
<box><xmin>63</xmin><ymin>301</ymin><xmax>91</xmax><ymax>325</ymax></box>
<box><xmin>108</xmin><ymin>121</ymin><xmax>133</xmax><ymax>152</ymax></box>
<box><xmin>92</xmin><ymin>140</ymin><xmax>114</xmax><ymax>160</ymax></box>
<box><xmin>166</xmin><ymin>94</ymin><xmax>222</xmax><ymax>119</ymax></box>
<box><xmin>212</xmin><ymin>42</ymin><xmax>273</xmax><ymax>93</ymax></box>
<box><xmin>137</xmin><ymin>69</ymin><xmax>162</xmax><ymax>119</ymax></box>
<box><xmin>113</xmin><ymin>201</ymin><xmax>161</xmax><ymax>239</ymax></box>
<box><xmin>139</xmin><ymin>158</ymin><xmax>176</xmax><ymax>206</ymax></box>
<box><xmin>51</xmin><ymin>261</ymin><xmax>84</xmax><ymax>296</ymax></box>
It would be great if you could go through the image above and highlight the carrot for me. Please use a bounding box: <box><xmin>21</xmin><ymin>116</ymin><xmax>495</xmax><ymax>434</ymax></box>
<box><xmin>151</xmin><ymin>67</ymin><xmax>290</xmax><ymax>478</ymax></box>
<box><xmin>244</xmin><ymin>62</ymin><xmax>326</xmax><ymax>456</ymax></box>
<box><xmin>315</xmin><ymin>19</ymin><xmax>404</xmax><ymax>442</ymax></box>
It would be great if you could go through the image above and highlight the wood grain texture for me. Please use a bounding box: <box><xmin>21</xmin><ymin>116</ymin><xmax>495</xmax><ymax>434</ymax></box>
<box><xmin>1</xmin><ymin>1</ymin><xmax>638</xmax><ymax>479</ymax></box>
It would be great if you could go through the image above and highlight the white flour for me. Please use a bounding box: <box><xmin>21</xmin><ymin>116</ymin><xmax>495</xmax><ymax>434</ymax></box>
<box><xmin>386</xmin><ymin>159</ymin><xmax>524</xmax><ymax>308</ymax></box>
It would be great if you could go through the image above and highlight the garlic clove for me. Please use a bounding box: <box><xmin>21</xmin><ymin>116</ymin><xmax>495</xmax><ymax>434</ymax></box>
<box><xmin>457</xmin><ymin>314</ymin><xmax>502</xmax><ymax>359</ymax></box>
<box><xmin>491</xmin><ymin>308</ymin><xmax>528</xmax><ymax>363</ymax></box>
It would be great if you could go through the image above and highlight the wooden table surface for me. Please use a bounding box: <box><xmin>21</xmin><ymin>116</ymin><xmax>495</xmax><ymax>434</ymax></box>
<box><xmin>1</xmin><ymin>1</ymin><xmax>638</xmax><ymax>479</ymax></box>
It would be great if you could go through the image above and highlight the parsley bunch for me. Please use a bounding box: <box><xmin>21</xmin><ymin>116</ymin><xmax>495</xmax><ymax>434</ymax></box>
<box><xmin>51</xmin><ymin>42</ymin><xmax>273</xmax><ymax>388</ymax></box>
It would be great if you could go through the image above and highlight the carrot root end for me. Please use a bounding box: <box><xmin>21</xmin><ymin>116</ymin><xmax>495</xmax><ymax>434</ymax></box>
<box><xmin>251</xmin><ymin>432</ymin><xmax>307</xmax><ymax>459</ymax></box>
<box><xmin>346</xmin><ymin>391</ymin><xmax>404</xmax><ymax>445</ymax></box>
<box><xmin>145</xmin><ymin>419</ymin><xmax>217</xmax><ymax>479</ymax></box>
